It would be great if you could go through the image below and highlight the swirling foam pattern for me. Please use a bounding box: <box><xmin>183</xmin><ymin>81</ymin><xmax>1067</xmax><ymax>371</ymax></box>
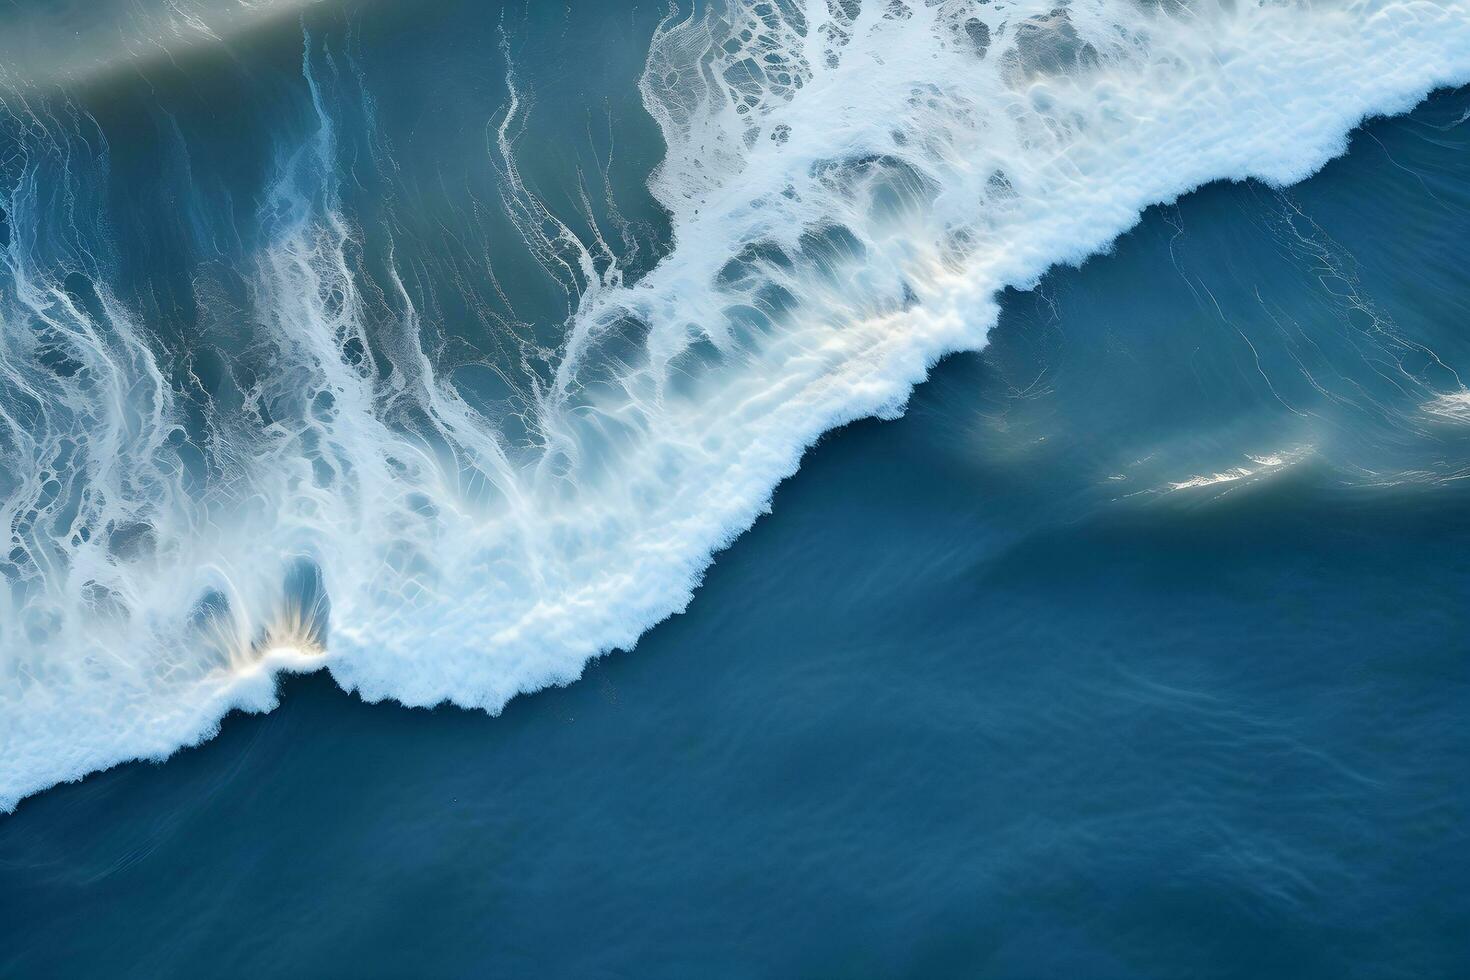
<box><xmin>2</xmin><ymin>0</ymin><xmax>1469</xmax><ymax>809</ymax></box>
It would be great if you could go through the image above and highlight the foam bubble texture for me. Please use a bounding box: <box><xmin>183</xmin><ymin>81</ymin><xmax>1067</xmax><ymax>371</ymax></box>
<box><xmin>3</xmin><ymin>0</ymin><xmax>1470</xmax><ymax>809</ymax></box>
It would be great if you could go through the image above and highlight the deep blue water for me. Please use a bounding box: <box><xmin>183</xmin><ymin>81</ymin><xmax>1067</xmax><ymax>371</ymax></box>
<box><xmin>3</xmin><ymin>1</ymin><xmax>1470</xmax><ymax>976</ymax></box>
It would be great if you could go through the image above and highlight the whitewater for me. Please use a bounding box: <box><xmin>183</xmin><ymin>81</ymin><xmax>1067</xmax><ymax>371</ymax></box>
<box><xmin>2</xmin><ymin>0</ymin><xmax>1469</xmax><ymax>811</ymax></box>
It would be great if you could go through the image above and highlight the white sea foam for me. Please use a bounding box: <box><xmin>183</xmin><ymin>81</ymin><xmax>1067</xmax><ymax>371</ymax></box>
<box><xmin>1167</xmin><ymin>447</ymin><xmax>1312</xmax><ymax>492</ymax></box>
<box><xmin>1423</xmin><ymin>389</ymin><xmax>1470</xmax><ymax>422</ymax></box>
<box><xmin>4</xmin><ymin>0</ymin><xmax>1470</xmax><ymax>810</ymax></box>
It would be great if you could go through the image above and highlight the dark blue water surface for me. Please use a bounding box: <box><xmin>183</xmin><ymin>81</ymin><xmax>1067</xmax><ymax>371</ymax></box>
<box><xmin>2</xmin><ymin>2</ymin><xmax>1469</xmax><ymax>977</ymax></box>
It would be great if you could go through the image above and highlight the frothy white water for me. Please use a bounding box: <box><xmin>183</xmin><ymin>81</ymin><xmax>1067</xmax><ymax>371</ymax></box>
<box><xmin>1167</xmin><ymin>447</ymin><xmax>1313</xmax><ymax>493</ymax></box>
<box><xmin>1424</xmin><ymin>389</ymin><xmax>1470</xmax><ymax>422</ymax></box>
<box><xmin>4</xmin><ymin>0</ymin><xmax>1470</xmax><ymax>810</ymax></box>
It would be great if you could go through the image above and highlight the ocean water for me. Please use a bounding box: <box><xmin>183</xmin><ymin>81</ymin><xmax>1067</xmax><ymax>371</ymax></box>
<box><xmin>2</xmin><ymin>0</ymin><xmax>1469</xmax><ymax>975</ymax></box>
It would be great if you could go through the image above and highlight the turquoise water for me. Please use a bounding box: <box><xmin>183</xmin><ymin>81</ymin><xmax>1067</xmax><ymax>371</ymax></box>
<box><xmin>2</xmin><ymin>1</ymin><xmax>1470</xmax><ymax>975</ymax></box>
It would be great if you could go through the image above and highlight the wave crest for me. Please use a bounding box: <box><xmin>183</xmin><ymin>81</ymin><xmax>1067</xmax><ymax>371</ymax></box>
<box><xmin>4</xmin><ymin>0</ymin><xmax>1470</xmax><ymax>809</ymax></box>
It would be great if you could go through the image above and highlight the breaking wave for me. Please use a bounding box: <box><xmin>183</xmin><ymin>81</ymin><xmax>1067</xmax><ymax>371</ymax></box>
<box><xmin>3</xmin><ymin>0</ymin><xmax>1470</xmax><ymax>809</ymax></box>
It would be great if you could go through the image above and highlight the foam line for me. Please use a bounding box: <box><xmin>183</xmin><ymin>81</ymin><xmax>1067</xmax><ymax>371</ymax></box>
<box><xmin>3</xmin><ymin>0</ymin><xmax>1470</xmax><ymax>810</ymax></box>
